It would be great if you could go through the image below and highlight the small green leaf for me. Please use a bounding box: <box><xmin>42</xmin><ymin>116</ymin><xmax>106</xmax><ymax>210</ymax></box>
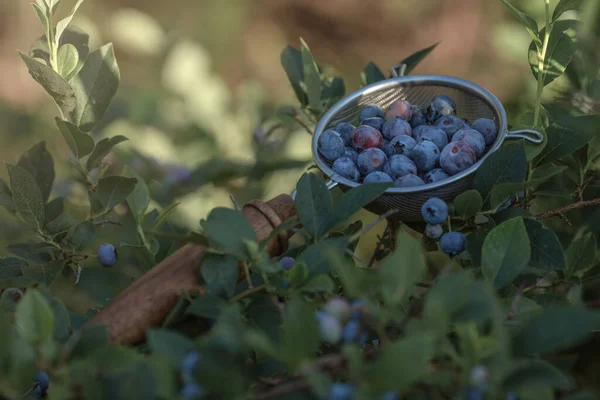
<box><xmin>298</xmin><ymin>238</ymin><xmax>348</xmax><ymax>277</ymax></box>
<box><xmin>280</xmin><ymin>45</ymin><xmax>307</xmax><ymax>106</ymax></box>
<box><xmin>397</xmin><ymin>42</ymin><xmax>440</xmax><ymax>75</ymax></box>
<box><xmin>295</xmin><ymin>173</ymin><xmax>334</xmax><ymax>240</ymax></box>
<box><xmin>45</xmin><ymin>212</ymin><xmax>77</xmax><ymax>239</ymax></box>
<box><xmin>70</xmin><ymin>43</ymin><xmax>120</xmax><ymax>132</ymax></box>
<box><xmin>281</xmin><ymin>295</ymin><xmax>320</xmax><ymax>368</ymax></box>
<box><xmin>288</xmin><ymin>262</ymin><xmax>309</xmax><ymax>288</ymax></box>
<box><xmin>361</xmin><ymin>62</ymin><xmax>385</xmax><ymax>86</ymax></box>
<box><xmin>300</xmin><ymin>38</ymin><xmax>322</xmax><ymax>113</ymax></box>
<box><xmin>21</xmin><ymin>260</ymin><xmax>65</xmax><ymax>287</ymax></box>
<box><xmin>146</xmin><ymin>329</ymin><xmax>195</xmax><ymax>367</ymax></box>
<box><xmin>299</xmin><ymin>274</ymin><xmax>336</xmax><ymax>294</ymax></box>
<box><xmin>329</xmin><ymin>182</ymin><xmax>393</xmax><ymax>233</ymax></box>
<box><xmin>321</xmin><ymin>76</ymin><xmax>345</xmax><ymax>106</ymax></box>
<box><xmin>8</xmin><ymin>243</ymin><xmax>54</xmax><ymax>263</ymax></box>
<box><xmin>586</xmin><ymin>136</ymin><xmax>600</xmax><ymax>171</ymax></box>
<box><xmin>55</xmin><ymin>118</ymin><xmax>95</xmax><ymax>159</ymax></box>
<box><xmin>199</xmin><ymin>254</ymin><xmax>239</xmax><ymax>298</ymax></box>
<box><xmin>55</xmin><ymin>0</ymin><xmax>85</xmax><ymax>44</ymax></box>
<box><xmin>85</xmin><ymin>135</ymin><xmax>128</xmax><ymax>171</ymax></box>
<box><xmin>534</xmin><ymin>125</ymin><xmax>594</xmax><ymax>167</ymax></box>
<box><xmin>95</xmin><ymin>176</ymin><xmax>137</xmax><ymax>215</ymax></box>
<box><xmin>31</xmin><ymin>4</ymin><xmax>50</xmax><ymax>38</ymax></box>
<box><xmin>45</xmin><ymin>197</ymin><xmax>64</xmax><ymax>224</ymax></box>
<box><xmin>17</xmin><ymin>141</ymin><xmax>55</xmax><ymax>203</ymax></box>
<box><xmin>152</xmin><ymin>202</ymin><xmax>180</xmax><ymax>230</ymax></box>
<box><xmin>552</xmin><ymin>0</ymin><xmax>583</xmax><ymax>22</ymax></box>
<box><xmin>0</xmin><ymin>257</ymin><xmax>26</xmax><ymax>280</ymax></box>
<box><xmin>15</xmin><ymin>290</ymin><xmax>55</xmax><ymax>343</ymax></box>
<box><xmin>0</xmin><ymin>178</ymin><xmax>16</xmax><ymax>214</ymax></box>
<box><xmin>185</xmin><ymin>294</ymin><xmax>225</xmax><ymax>320</ymax></box>
<box><xmin>453</xmin><ymin>189</ymin><xmax>483</xmax><ymax>219</ymax></box>
<box><xmin>501</xmin><ymin>0</ymin><xmax>542</xmax><ymax>47</ymax></box>
<box><xmin>69</xmin><ymin>221</ymin><xmax>94</xmax><ymax>251</ymax></box>
<box><xmin>69</xmin><ymin>324</ymin><xmax>109</xmax><ymax>359</ymax></box>
<box><xmin>200</xmin><ymin>208</ymin><xmax>256</xmax><ymax>260</ymax></box>
<box><xmin>503</xmin><ymin>359</ymin><xmax>572</xmax><ymax>391</ymax></box>
<box><xmin>124</xmin><ymin>166</ymin><xmax>149</xmax><ymax>224</ymax></box>
<box><xmin>57</xmin><ymin>44</ymin><xmax>79</xmax><ymax>78</ymax></box>
<box><xmin>6</xmin><ymin>164</ymin><xmax>45</xmax><ymax>230</ymax></box>
<box><xmin>528</xmin><ymin>20</ymin><xmax>578</xmax><ymax>86</ymax></box>
<box><xmin>482</xmin><ymin>217</ymin><xmax>531</xmax><ymax>288</ymax></box>
<box><xmin>566</xmin><ymin>232</ymin><xmax>597</xmax><ymax>276</ymax></box>
<box><xmin>523</xmin><ymin>219</ymin><xmax>566</xmax><ymax>271</ymax></box>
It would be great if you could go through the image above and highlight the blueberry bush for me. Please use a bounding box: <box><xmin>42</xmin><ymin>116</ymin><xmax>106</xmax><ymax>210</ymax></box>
<box><xmin>0</xmin><ymin>0</ymin><xmax>599</xmax><ymax>399</ymax></box>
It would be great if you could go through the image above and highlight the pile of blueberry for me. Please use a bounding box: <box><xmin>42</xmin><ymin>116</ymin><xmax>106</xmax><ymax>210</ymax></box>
<box><xmin>317</xmin><ymin>95</ymin><xmax>498</xmax><ymax>187</ymax></box>
<box><xmin>314</xmin><ymin>297</ymin><xmax>369</xmax><ymax>345</ymax></box>
<box><xmin>421</xmin><ymin>197</ymin><xmax>466</xmax><ymax>257</ymax></box>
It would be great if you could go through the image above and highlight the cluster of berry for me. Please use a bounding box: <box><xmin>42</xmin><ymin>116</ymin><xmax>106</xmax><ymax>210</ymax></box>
<box><xmin>318</xmin><ymin>96</ymin><xmax>498</xmax><ymax>187</ymax></box>
<box><xmin>421</xmin><ymin>197</ymin><xmax>466</xmax><ymax>256</ymax></box>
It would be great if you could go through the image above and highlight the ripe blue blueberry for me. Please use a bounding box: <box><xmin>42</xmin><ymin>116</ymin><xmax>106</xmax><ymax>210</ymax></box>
<box><xmin>470</xmin><ymin>365</ymin><xmax>489</xmax><ymax>387</ymax></box>
<box><xmin>359</xmin><ymin>104</ymin><xmax>385</xmax><ymax>122</ymax></box>
<box><xmin>332</xmin><ymin>157</ymin><xmax>360</xmax><ymax>182</ymax></box>
<box><xmin>328</xmin><ymin>383</ymin><xmax>355</xmax><ymax>400</ymax></box>
<box><xmin>344</xmin><ymin>147</ymin><xmax>359</xmax><ymax>163</ymax></box>
<box><xmin>316</xmin><ymin>311</ymin><xmax>342</xmax><ymax>344</ymax></box>
<box><xmin>471</xmin><ymin>118</ymin><xmax>498</xmax><ymax>146</ymax></box>
<box><xmin>341</xmin><ymin>318</ymin><xmax>360</xmax><ymax>343</ymax></box>
<box><xmin>363</xmin><ymin>171</ymin><xmax>393</xmax><ymax>184</ymax></box>
<box><xmin>182</xmin><ymin>351</ymin><xmax>201</xmax><ymax>376</ymax></box>
<box><xmin>385</xmin><ymin>99</ymin><xmax>412</xmax><ymax>121</ymax></box>
<box><xmin>180</xmin><ymin>383</ymin><xmax>206</xmax><ymax>399</ymax></box>
<box><xmin>423</xmin><ymin>168</ymin><xmax>449</xmax><ymax>184</ymax></box>
<box><xmin>98</xmin><ymin>244</ymin><xmax>117</xmax><ymax>267</ymax></box>
<box><xmin>426</xmin><ymin>95</ymin><xmax>456</xmax><ymax>123</ymax></box>
<box><xmin>380</xmin><ymin>392</ymin><xmax>400</xmax><ymax>400</ymax></box>
<box><xmin>440</xmin><ymin>232</ymin><xmax>466</xmax><ymax>256</ymax></box>
<box><xmin>335</xmin><ymin>122</ymin><xmax>356</xmax><ymax>146</ymax></box>
<box><xmin>351</xmin><ymin>125</ymin><xmax>383</xmax><ymax>151</ymax></box>
<box><xmin>1</xmin><ymin>288</ymin><xmax>23</xmax><ymax>312</ymax></box>
<box><xmin>357</xmin><ymin>148</ymin><xmax>387</xmax><ymax>176</ymax></box>
<box><xmin>410</xmin><ymin>141</ymin><xmax>440</xmax><ymax>172</ymax></box>
<box><xmin>434</xmin><ymin>115</ymin><xmax>467</xmax><ymax>140</ymax></box>
<box><xmin>361</xmin><ymin>117</ymin><xmax>385</xmax><ymax>132</ymax></box>
<box><xmin>385</xmin><ymin>135</ymin><xmax>416</xmax><ymax>158</ymax></box>
<box><xmin>440</xmin><ymin>141</ymin><xmax>477</xmax><ymax>175</ymax></box>
<box><xmin>465</xmin><ymin>387</ymin><xmax>486</xmax><ymax>400</ymax></box>
<box><xmin>383</xmin><ymin>155</ymin><xmax>417</xmax><ymax>180</ymax></box>
<box><xmin>35</xmin><ymin>370</ymin><xmax>49</xmax><ymax>394</ymax></box>
<box><xmin>421</xmin><ymin>198</ymin><xmax>448</xmax><ymax>225</ymax></box>
<box><xmin>452</xmin><ymin>128</ymin><xmax>486</xmax><ymax>158</ymax></box>
<box><xmin>415</xmin><ymin>126</ymin><xmax>448</xmax><ymax>151</ymax></box>
<box><xmin>505</xmin><ymin>392</ymin><xmax>519</xmax><ymax>400</ymax></box>
<box><xmin>166</xmin><ymin>167</ymin><xmax>192</xmax><ymax>185</ymax></box>
<box><xmin>409</xmin><ymin>105</ymin><xmax>428</xmax><ymax>128</ymax></box>
<box><xmin>280</xmin><ymin>256</ymin><xmax>295</xmax><ymax>270</ymax></box>
<box><xmin>318</xmin><ymin>130</ymin><xmax>346</xmax><ymax>162</ymax></box>
<box><xmin>394</xmin><ymin>174</ymin><xmax>425</xmax><ymax>187</ymax></box>
<box><xmin>382</xmin><ymin>117</ymin><xmax>412</xmax><ymax>140</ymax></box>
<box><xmin>323</xmin><ymin>298</ymin><xmax>351</xmax><ymax>321</ymax></box>
<box><xmin>425</xmin><ymin>224</ymin><xmax>444</xmax><ymax>240</ymax></box>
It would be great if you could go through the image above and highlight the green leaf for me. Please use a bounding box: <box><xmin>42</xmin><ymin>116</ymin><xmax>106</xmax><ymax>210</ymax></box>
<box><xmin>528</xmin><ymin>20</ymin><xmax>578</xmax><ymax>86</ymax></box>
<box><xmin>124</xmin><ymin>166</ymin><xmax>149</xmax><ymax>224</ymax></box>
<box><xmin>361</xmin><ymin>62</ymin><xmax>385</xmax><ymax>86</ymax></box>
<box><xmin>566</xmin><ymin>232</ymin><xmax>597</xmax><ymax>276</ymax></box>
<box><xmin>55</xmin><ymin>0</ymin><xmax>85</xmax><ymax>44</ymax></box>
<box><xmin>69</xmin><ymin>221</ymin><xmax>94</xmax><ymax>251</ymax></box>
<box><xmin>503</xmin><ymin>359</ymin><xmax>572</xmax><ymax>391</ymax></box>
<box><xmin>512</xmin><ymin>305</ymin><xmax>597</xmax><ymax>356</ymax></box>
<box><xmin>70</xmin><ymin>43</ymin><xmax>120</xmax><ymax>132</ymax></box>
<box><xmin>482</xmin><ymin>217</ymin><xmax>531</xmax><ymax>289</ymax></box>
<box><xmin>280</xmin><ymin>45</ymin><xmax>307</xmax><ymax>106</ymax></box>
<box><xmin>8</xmin><ymin>243</ymin><xmax>54</xmax><ymax>264</ymax></box>
<box><xmin>500</xmin><ymin>0</ymin><xmax>541</xmax><ymax>47</ymax></box>
<box><xmin>397</xmin><ymin>42</ymin><xmax>439</xmax><ymax>75</ymax></box>
<box><xmin>17</xmin><ymin>141</ymin><xmax>55</xmax><ymax>204</ymax></box>
<box><xmin>45</xmin><ymin>212</ymin><xmax>77</xmax><ymax>239</ymax></box>
<box><xmin>321</xmin><ymin>76</ymin><xmax>345</xmax><ymax>106</ymax></box>
<box><xmin>295</xmin><ymin>173</ymin><xmax>334</xmax><ymax>240</ymax></box>
<box><xmin>15</xmin><ymin>290</ymin><xmax>54</xmax><ymax>343</ymax></box>
<box><xmin>6</xmin><ymin>164</ymin><xmax>45</xmax><ymax>230</ymax></box>
<box><xmin>55</xmin><ymin>118</ymin><xmax>94</xmax><ymax>159</ymax></box>
<box><xmin>85</xmin><ymin>135</ymin><xmax>128</xmax><ymax>171</ymax></box>
<box><xmin>453</xmin><ymin>189</ymin><xmax>483</xmax><ymax>219</ymax></box>
<box><xmin>300</xmin><ymin>38</ymin><xmax>322</xmax><ymax>113</ymax></box>
<box><xmin>475</xmin><ymin>140</ymin><xmax>527</xmax><ymax>207</ymax></box>
<box><xmin>329</xmin><ymin>182</ymin><xmax>393</xmax><ymax>232</ymax></box>
<box><xmin>523</xmin><ymin>219</ymin><xmax>566</xmax><ymax>271</ymax></box>
<box><xmin>587</xmin><ymin>136</ymin><xmax>600</xmax><ymax>170</ymax></box>
<box><xmin>45</xmin><ymin>197</ymin><xmax>64</xmax><ymax>224</ymax></box>
<box><xmin>0</xmin><ymin>257</ymin><xmax>26</xmax><ymax>280</ymax></box>
<box><xmin>299</xmin><ymin>274</ymin><xmax>336</xmax><ymax>294</ymax></box>
<box><xmin>146</xmin><ymin>329</ymin><xmax>195</xmax><ymax>367</ymax></box>
<box><xmin>185</xmin><ymin>294</ymin><xmax>225</xmax><ymax>320</ymax></box>
<box><xmin>57</xmin><ymin>44</ymin><xmax>79</xmax><ymax>78</ymax></box>
<box><xmin>281</xmin><ymin>295</ymin><xmax>320</xmax><ymax>368</ymax></box>
<box><xmin>69</xmin><ymin>324</ymin><xmax>109</xmax><ymax>359</ymax></box>
<box><xmin>95</xmin><ymin>176</ymin><xmax>137</xmax><ymax>215</ymax></box>
<box><xmin>298</xmin><ymin>238</ymin><xmax>349</xmax><ymax>277</ymax></box>
<box><xmin>200</xmin><ymin>208</ymin><xmax>256</xmax><ymax>260</ymax></box>
<box><xmin>18</xmin><ymin>52</ymin><xmax>77</xmax><ymax>118</ymax></box>
<box><xmin>44</xmin><ymin>293</ymin><xmax>71</xmax><ymax>342</ymax></box>
<box><xmin>563</xmin><ymin>391</ymin><xmax>597</xmax><ymax>400</ymax></box>
<box><xmin>0</xmin><ymin>178</ymin><xmax>16</xmax><ymax>214</ymax></box>
<box><xmin>534</xmin><ymin>125</ymin><xmax>594</xmax><ymax>166</ymax></box>
<box><xmin>31</xmin><ymin>4</ymin><xmax>50</xmax><ymax>38</ymax></box>
<box><xmin>552</xmin><ymin>0</ymin><xmax>583</xmax><ymax>22</ymax></box>
<box><xmin>199</xmin><ymin>254</ymin><xmax>239</xmax><ymax>298</ymax></box>
<box><xmin>152</xmin><ymin>202</ymin><xmax>181</xmax><ymax>230</ymax></box>
<box><xmin>21</xmin><ymin>261</ymin><xmax>65</xmax><ymax>287</ymax></box>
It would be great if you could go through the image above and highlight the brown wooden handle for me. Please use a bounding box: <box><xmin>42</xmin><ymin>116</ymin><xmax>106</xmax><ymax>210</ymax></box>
<box><xmin>86</xmin><ymin>194</ymin><xmax>297</xmax><ymax>345</ymax></box>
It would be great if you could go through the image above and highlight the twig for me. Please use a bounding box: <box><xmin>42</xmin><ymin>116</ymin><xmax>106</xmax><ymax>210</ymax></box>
<box><xmin>349</xmin><ymin>209</ymin><xmax>400</xmax><ymax>243</ymax></box>
<box><xmin>506</xmin><ymin>283</ymin><xmax>526</xmax><ymax>320</ymax></box>
<box><xmin>228</xmin><ymin>283</ymin><xmax>267</xmax><ymax>304</ymax></box>
<box><xmin>535</xmin><ymin>198</ymin><xmax>600</xmax><ymax>220</ymax></box>
<box><xmin>92</xmin><ymin>220</ymin><xmax>123</xmax><ymax>227</ymax></box>
<box><xmin>73</xmin><ymin>264</ymin><xmax>82</xmax><ymax>286</ymax></box>
<box><xmin>292</xmin><ymin>109</ymin><xmax>314</xmax><ymax>135</ymax></box>
<box><xmin>415</xmin><ymin>282</ymin><xmax>433</xmax><ymax>288</ymax></box>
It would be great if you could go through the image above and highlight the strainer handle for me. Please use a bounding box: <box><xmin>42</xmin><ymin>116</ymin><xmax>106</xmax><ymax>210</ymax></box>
<box><xmin>390</xmin><ymin>63</ymin><xmax>407</xmax><ymax>78</ymax></box>
<box><xmin>291</xmin><ymin>179</ymin><xmax>339</xmax><ymax>200</ymax></box>
<box><xmin>506</xmin><ymin>129</ymin><xmax>544</xmax><ymax>144</ymax></box>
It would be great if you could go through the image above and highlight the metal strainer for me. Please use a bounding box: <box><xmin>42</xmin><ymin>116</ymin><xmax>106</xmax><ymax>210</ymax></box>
<box><xmin>307</xmin><ymin>65</ymin><xmax>544</xmax><ymax>222</ymax></box>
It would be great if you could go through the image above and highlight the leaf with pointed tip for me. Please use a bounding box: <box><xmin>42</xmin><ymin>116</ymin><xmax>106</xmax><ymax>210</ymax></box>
<box><xmin>0</xmin><ymin>178</ymin><xmax>15</xmax><ymax>214</ymax></box>
<box><xmin>21</xmin><ymin>260</ymin><xmax>65</xmax><ymax>287</ymax></box>
<box><xmin>55</xmin><ymin>0</ymin><xmax>85</xmax><ymax>43</ymax></box>
<box><xmin>69</xmin><ymin>221</ymin><xmax>94</xmax><ymax>251</ymax></box>
<box><xmin>362</xmin><ymin>62</ymin><xmax>385</xmax><ymax>86</ymax></box>
<box><xmin>6</xmin><ymin>164</ymin><xmax>45</xmax><ymax>230</ymax></box>
<box><xmin>57</xmin><ymin>44</ymin><xmax>79</xmax><ymax>78</ymax></box>
<box><xmin>566</xmin><ymin>232</ymin><xmax>596</xmax><ymax>277</ymax></box>
<box><xmin>31</xmin><ymin>4</ymin><xmax>50</xmax><ymax>38</ymax></box>
<box><xmin>300</xmin><ymin>39</ymin><xmax>321</xmax><ymax>113</ymax></box>
<box><xmin>500</xmin><ymin>0</ymin><xmax>541</xmax><ymax>47</ymax></box>
<box><xmin>95</xmin><ymin>176</ymin><xmax>137</xmax><ymax>215</ymax></box>
<box><xmin>124</xmin><ymin>166</ymin><xmax>149</xmax><ymax>224</ymax></box>
<box><xmin>17</xmin><ymin>141</ymin><xmax>55</xmax><ymax>203</ymax></box>
<box><xmin>295</xmin><ymin>173</ymin><xmax>334</xmax><ymax>240</ymax></box>
<box><xmin>552</xmin><ymin>0</ymin><xmax>583</xmax><ymax>22</ymax></box>
<box><xmin>528</xmin><ymin>20</ymin><xmax>578</xmax><ymax>86</ymax></box>
<box><xmin>523</xmin><ymin>219</ymin><xmax>566</xmax><ymax>271</ymax></box>
<box><xmin>85</xmin><ymin>135</ymin><xmax>128</xmax><ymax>171</ymax></box>
<box><xmin>0</xmin><ymin>257</ymin><xmax>26</xmax><ymax>280</ymax></box>
<box><xmin>280</xmin><ymin>45</ymin><xmax>307</xmax><ymax>106</ymax></box>
<box><xmin>55</xmin><ymin>118</ymin><xmax>94</xmax><ymax>159</ymax></box>
<box><xmin>397</xmin><ymin>42</ymin><xmax>439</xmax><ymax>75</ymax></box>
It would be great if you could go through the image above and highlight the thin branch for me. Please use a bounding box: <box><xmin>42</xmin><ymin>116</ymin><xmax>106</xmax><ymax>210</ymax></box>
<box><xmin>292</xmin><ymin>109</ymin><xmax>314</xmax><ymax>135</ymax></box>
<box><xmin>535</xmin><ymin>198</ymin><xmax>600</xmax><ymax>220</ymax></box>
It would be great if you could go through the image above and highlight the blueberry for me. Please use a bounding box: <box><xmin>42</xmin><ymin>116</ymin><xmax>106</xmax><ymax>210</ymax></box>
<box><xmin>471</xmin><ymin>118</ymin><xmax>498</xmax><ymax>146</ymax></box>
<box><xmin>440</xmin><ymin>232</ymin><xmax>466</xmax><ymax>256</ymax></box>
<box><xmin>341</xmin><ymin>319</ymin><xmax>360</xmax><ymax>342</ymax></box>
<box><xmin>335</xmin><ymin>122</ymin><xmax>356</xmax><ymax>146</ymax></box>
<box><xmin>382</xmin><ymin>117</ymin><xmax>412</xmax><ymax>140</ymax></box>
<box><xmin>316</xmin><ymin>312</ymin><xmax>342</xmax><ymax>344</ymax></box>
<box><xmin>380</xmin><ymin>392</ymin><xmax>400</xmax><ymax>400</ymax></box>
<box><xmin>280</xmin><ymin>256</ymin><xmax>295</xmax><ymax>270</ymax></box>
<box><xmin>363</xmin><ymin>171</ymin><xmax>393</xmax><ymax>184</ymax></box>
<box><xmin>182</xmin><ymin>351</ymin><xmax>201</xmax><ymax>376</ymax></box>
<box><xmin>416</xmin><ymin>126</ymin><xmax>448</xmax><ymax>151</ymax></box>
<box><xmin>383</xmin><ymin>155</ymin><xmax>417</xmax><ymax>180</ymax></box>
<box><xmin>412</xmin><ymin>124</ymin><xmax>428</xmax><ymax>140</ymax></box>
<box><xmin>465</xmin><ymin>386</ymin><xmax>486</xmax><ymax>400</ymax></box>
<box><xmin>35</xmin><ymin>370</ymin><xmax>49</xmax><ymax>394</ymax></box>
<box><xmin>409</xmin><ymin>105</ymin><xmax>428</xmax><ymax>128</ymax></box>
<box><xmin>180</xmin><ymin>383</ymin><xmax>206</xmax><ymax>399</ymax></box>
<box><xmin>1</xmin><ymin>288</ymin><xmax>23</xmax><ymax>313</ymax></box>
<box><xmin>434</xmin><ymin>115</ymin><xmax>467</xmax><ymax>140</ymax></box>
<box><xmin>323</xmin><ymin>298</ymin><xmax>351</xmax><ymax>321</ymax></box>
<box><xmin>394</xmin><ymin>174</ymin><xmax>425</xmax><ymax>187</ymax></box>
<box><xmin>410</xmin><ymin>141</ymin><xmax>440</xmax><ymax>172</ymax></box>
<box><xmin>359</xmin><ymin>104</ymin><xmax>385</xmax><ymax>122</ymax></box>
<box><xmin>357</xmin><ymin>148</ymin><xmax>387</xmax><ymax>176</ymax></box>
<box><xmin>361</xmin><ymin>117</ymin><xmax>385</xmax><ymax>132</ymax></box>
<box><xmin>505</xmin><ymin>393</ymin><xmax>519</xmax><ymax>400</ymax></box>
<box><xmin>426</xmin><ymin>95</ymin><xmax>456</xmax><ymax>123</ymax></box>
<box><xmin>384</xmin><ymin>100</ymin><xmax>412</xmax><ymax>121</ymax></box>
<box><xmin>97</xmin><ymin>244</ymin><xmax>117</xmax><ymax>267</ymax></box>
<box><xmin>495</xmin><ymin>197</ymin><xmax>514</xmax><ymax>213</ymax></box>
<box><xmin>351</xmin><ymin>125</ymin><xmax>383</xmax><ymax>152</ymax></box>
<box><xmin>332</xmin><ymin>157</ymin><xmax>360</xmax><ymax>182</ymax></box>
<box><xmin>452</xmin><ymin>128</ymin><xmax>486</xmax><ymax>158</ymax></box>
<box><xmin>328</xmin><ymin>383</ymin><xmax>355</xmax><ymax>400</ymax></box>
<box><xmin>32</xmin><ymin>386</ymin><xmax>43</xmax><ymax>396</ymax></box>
<box><xmin>423</xmin><ymin>168</ymin><xmax>449</xmax><ymax>184</ymax></box>
<box><xmin>470</xmin><ymin>365</ymin><xmax>489</xmax><ymax>387</ymax></box>
<box><xmin>319</xmin><ymin>130</ymin><xmax>346</xmax><ymax>162</ymax></box>
<box><xmin>385</xmin><ymin>135</ymin><xmax>417</xmax><ymax>157</ymax></box>
<box><xmin>421</xmin><ymin>198</ymin><xmax>448</xmax><ymax>225</ymax></box>
<box><xmin>425</xmin><ymin>224</ymin><xmax>443</xmax><ymax>240</ymax></box>
<box><xmin>440</xmin><ymin>142</ymin><xmax>477</xmax><ymax>175</ymax></box>
<box><xmin>344</xmin><ymin>147</ymin><xmax>359</xmax><ymax>163</ymax></box>
<box><xmin>166</xmin><ymin>167</ymin><xmax>192</xmax><ymax>185</ymax></box>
